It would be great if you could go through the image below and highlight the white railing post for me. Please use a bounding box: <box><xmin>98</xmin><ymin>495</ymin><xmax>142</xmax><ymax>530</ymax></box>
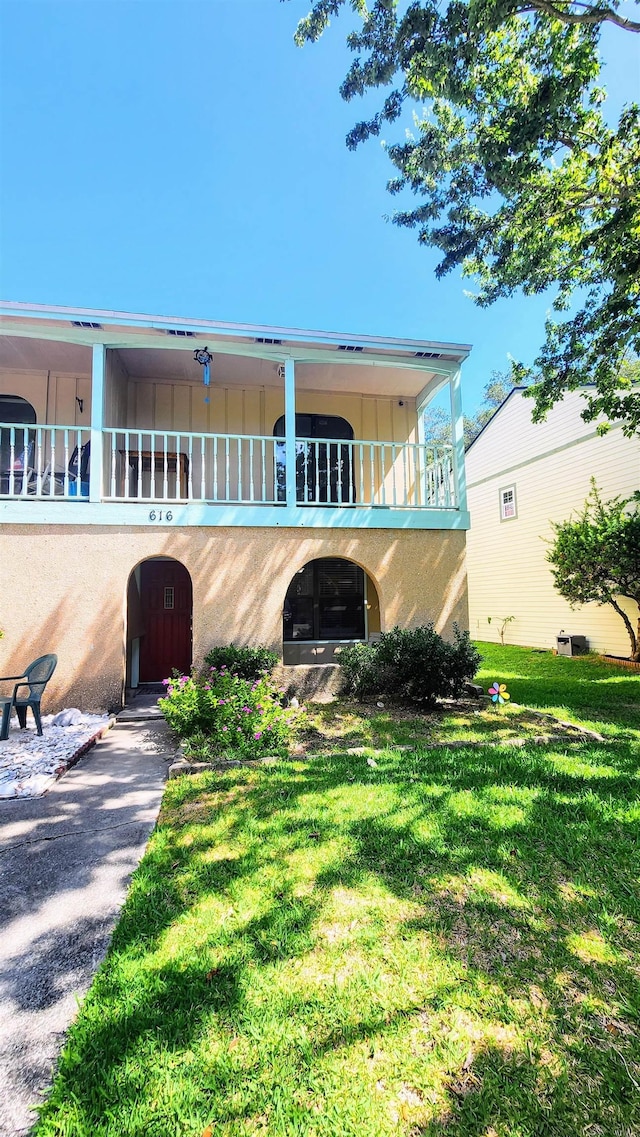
<box><xmin>284</xmin><ymin>359</ymin><xmax>296</xmax><ymax>507</ymax></box>
<box><xmin>89</xmin><ymin>344</ymin><xmax>105</xmax><ymax>502</ymax></box>
<box><xmin>449</xmin><ymin>367</ymin><xmax>466</xmax><ymax>511</ymax></box>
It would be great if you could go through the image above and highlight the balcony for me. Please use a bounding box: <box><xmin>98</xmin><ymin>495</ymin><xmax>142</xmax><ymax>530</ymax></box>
<box><xmin>0</xmin><ymin>423</ymin><xmax>456</xmax><ymax>510</ymax></box>
<box><xmin>0</xmin><ymin>304</ymin><xmax>470</xmax><ymax>529</ymax></box>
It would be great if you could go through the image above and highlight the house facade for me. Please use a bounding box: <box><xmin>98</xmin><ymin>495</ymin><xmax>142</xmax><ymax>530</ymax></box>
<box><xmin>0</xmin><ymin>302</ymin><xmax>471</xmax><ymax>712</ymax></box>
<box><xmin>465</xmin><ymin>387</ymin><xmax>639</xmax><ymax>657</ymax></box>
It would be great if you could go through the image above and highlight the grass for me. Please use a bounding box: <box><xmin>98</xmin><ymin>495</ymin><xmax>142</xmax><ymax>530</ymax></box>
<box><xmin>35</xmin><ymin>645</ymin><xmax>640</xmax><ymax>1137</ymax></box>
<box><xmin>299</xmin><ymin>702</ymin><xmax>591</xmax><ymax>753</ymax></box>
<box><xmin>476</xmin><ymin>642</ymin><xmax>640</xmax><ymax>738</ymax></box>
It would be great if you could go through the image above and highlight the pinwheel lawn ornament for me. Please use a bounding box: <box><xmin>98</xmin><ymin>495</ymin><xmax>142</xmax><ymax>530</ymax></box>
<box><xmin>488</xmin><ymin>681</ymin><xmax>510</xmax><ymax>706</ymax></box>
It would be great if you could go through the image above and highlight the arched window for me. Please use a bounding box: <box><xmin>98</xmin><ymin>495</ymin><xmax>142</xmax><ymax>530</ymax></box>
<box><xmin>284</xmin><ymin>558</ymin><xmax>366</xmax><ymax>642</ymax></box>
<box><xmin>0</xmin><ymin>395</ymin><xmax>37</xmax><ymax>424</ymax></box>
<box><xmin>274</xmin><ymin>414</ymin><xmax>355</xmax><ymax>504</ymax></box>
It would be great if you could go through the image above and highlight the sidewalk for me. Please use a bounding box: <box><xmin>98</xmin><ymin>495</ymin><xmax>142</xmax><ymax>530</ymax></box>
<box><xmin>0</xmin><ymin>697</ymin><xmax>175</xmax><ymax>1136</ymax></box>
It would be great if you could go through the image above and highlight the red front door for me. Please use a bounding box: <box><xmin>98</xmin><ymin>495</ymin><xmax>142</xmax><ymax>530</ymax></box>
<box><xmin>139</xmin><ymin>560</ymin><xmax>192</xmax><ymax>682</ymax></box>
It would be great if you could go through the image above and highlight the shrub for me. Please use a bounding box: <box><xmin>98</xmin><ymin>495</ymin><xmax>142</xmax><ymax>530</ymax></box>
<box><xmin>203</xmin><ymin>644</ymin><xmax>278</xmax><ymax>681</ymax></box>
<box><xmin>159</xmin><ymin>669</ymin><xmax>298</xmax><ymax>759</ymax></box>
<box><xmin>340</xmin><ymin>624</ymin><xmax>481</xmax><ymax>707</ymax></box>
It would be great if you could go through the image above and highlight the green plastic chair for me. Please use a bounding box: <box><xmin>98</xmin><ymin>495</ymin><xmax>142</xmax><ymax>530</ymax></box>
<box><xmin>0</xmin><ymin>654</ymin><xmax>58</xmax><ymax>736</ymax></box>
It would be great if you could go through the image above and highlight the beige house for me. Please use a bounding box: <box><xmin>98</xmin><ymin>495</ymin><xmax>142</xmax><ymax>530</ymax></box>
<box><xmin>465</xmin><ymin>387</ymin><xmax>639</xmax><ymax>657</ymax></box>
<box><xmin>0</xmin><ymin>301</ymin><xmax>471</xmax><ymax>711</ymax></box>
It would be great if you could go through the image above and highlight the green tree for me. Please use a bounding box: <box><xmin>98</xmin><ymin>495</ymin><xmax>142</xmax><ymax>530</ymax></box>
<box><xmin>466</xmin><ymin>369</ymin><xmax>523</xmax><ymax>442</ymax></box>
<box><xmin>424</xmin><ymin>369</ymin><xmax>521</xmax><ymax>446</ymax></box>
<box><xmin>292</xmin><ymin>1</ymin><xmax>640</xmax><ymax>434</ymax></box>
<box><xmin>547</xmin><ymin>480</ymin><xmax>640</xmax><ymax>659</ymax></box>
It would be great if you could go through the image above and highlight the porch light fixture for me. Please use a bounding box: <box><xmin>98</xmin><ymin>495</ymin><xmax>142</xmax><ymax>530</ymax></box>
<box><xmin>194</xmin><ymin>346</ymin><xmax>213</xmax><ymax>403</ymax></box>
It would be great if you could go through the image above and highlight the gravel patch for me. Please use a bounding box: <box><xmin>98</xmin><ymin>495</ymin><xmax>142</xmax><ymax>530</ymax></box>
<box><xmin>0</xmin><ymin>714</ymin><xmax>114</xmax><ymax>800</ymax></box>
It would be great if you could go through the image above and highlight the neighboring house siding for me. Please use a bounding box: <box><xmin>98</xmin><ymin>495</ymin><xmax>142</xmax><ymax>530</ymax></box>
<box><xmin>466</xmin><ymin>389</ymin><xmax>639</xmax><ymax>657</ymax></box>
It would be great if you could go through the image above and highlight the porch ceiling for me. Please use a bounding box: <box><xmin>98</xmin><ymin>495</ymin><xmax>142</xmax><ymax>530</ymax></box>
<box><xmin>0</xmin><ymin>336</ymin><xmax>92</xmax><ymax>373</ymax></box>
<box><xmin>117</xmin><ymin>347</ymin><xmax>441</xmax><ymax>399</ymax></box>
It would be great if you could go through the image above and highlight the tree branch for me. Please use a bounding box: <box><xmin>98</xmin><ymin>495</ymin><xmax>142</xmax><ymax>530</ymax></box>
<box><xmin>517</xmin><ymin>0</ymin><xmax>640</xmax><ymax>32</ymax></box>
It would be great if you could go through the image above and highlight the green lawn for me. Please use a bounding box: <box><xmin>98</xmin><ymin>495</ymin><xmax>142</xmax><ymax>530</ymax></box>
<box><xmin>476</xmin><ymin>642</ymin><xmax>640</xmax><ymax>737</ymax></box>
<box><xmin>35</xmin><ymin>646</ymin><xmax>640</xmax><ymax>1137</ymax></box>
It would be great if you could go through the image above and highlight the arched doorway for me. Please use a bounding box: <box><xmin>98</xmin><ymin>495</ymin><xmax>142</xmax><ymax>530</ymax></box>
<box><xmin>282</xmin><ymin>557</ymin><xmax>380</xmax><ymax>664</ymax></box>
<box><xmin>127</xmin><ymin>558</ymin><xmax>193</xmax><ymax>685</ymax></box>
<box><xmin>273</xmin><ymin>413</ymin><xmax>355</xmax><ymax>504</ymax></box>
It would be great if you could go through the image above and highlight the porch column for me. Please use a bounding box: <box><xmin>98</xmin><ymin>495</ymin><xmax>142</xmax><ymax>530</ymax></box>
<box><xmin>449</xmin><ymin>367</ymin><xmax>467</xmax><ymax>512</ymax></box>
<box><xmin>284</xmin><ymin>358</ymin><xmax>297</xmax><ymax>507</ymax></box>
<box><xmin>89</xmin><ymin>343</ymin><xmax>105</xmax><ymax>503</ymax></box>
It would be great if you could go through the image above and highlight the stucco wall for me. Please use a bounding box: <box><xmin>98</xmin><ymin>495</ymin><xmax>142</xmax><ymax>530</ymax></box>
<box><xmin>0</xmin><ymin>525</ymin><xmax>468</xmax><ymax>712</ymax></box>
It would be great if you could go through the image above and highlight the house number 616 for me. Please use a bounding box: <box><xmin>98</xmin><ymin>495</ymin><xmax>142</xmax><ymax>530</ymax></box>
<box><xmin>148</xmin><ymin>510</ymin><xmax>173</xmax><ymax>522</ymax></box>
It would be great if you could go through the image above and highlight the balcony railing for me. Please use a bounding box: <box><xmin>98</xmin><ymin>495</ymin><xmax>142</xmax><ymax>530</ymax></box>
<box><xmin>289</xmin><ymin>436</ymin><xmax>455</xmax><ymax>509</ymax></box>
<box><xmin>0</xmin><ymin>424</ymin><xmax>457</xmax><ymax>510</ymax></box>
<box><xmin>0</xmin><ymin>423</ymin><xmax>91</xmax><ymax>498</ymax></box>
<box><xmin>104</xmin><ymin>430</ymin><xmax>281</xmax><ymax>504</ymax></box>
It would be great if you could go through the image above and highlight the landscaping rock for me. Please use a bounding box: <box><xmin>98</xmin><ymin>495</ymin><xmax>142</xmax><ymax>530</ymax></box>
<box><xmin>168</xmin><ymin>760</ymin><xmax>192</xmax><ymax>779</ymax></box>
<box><xmin>168</xmin><ymin>754</ymin><xmax>283</xmax><ymax>777</ymax></box>
<box><xmin>0</xmin><ymin>715</ymin><xmax>114</xmax><ymax>799</ymax></box>
<box><xmin>464</xmin><ymin>682</ymin><xmax>484</xmax><ymax>698</ymax></box>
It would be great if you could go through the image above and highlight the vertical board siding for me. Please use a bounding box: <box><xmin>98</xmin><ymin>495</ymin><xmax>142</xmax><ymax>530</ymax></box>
<box><xmin>123</xmin><ymin>377</ymin><xmax>417</xmax><ymax>445</ymax></box>
<box><xmin>0</xmin><ymin>369</ymin><xmax>48</xmax><ymax>421</ymax></box>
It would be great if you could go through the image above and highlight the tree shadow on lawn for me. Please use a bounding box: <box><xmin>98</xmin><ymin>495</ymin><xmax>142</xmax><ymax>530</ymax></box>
<box><xmin>36</xmin><ymin>740</ymin><xmax>640</xmax><ymax>1136</ymax></box>
<box><xmin>475</xmin><ymin>643</ymin><xmax>640</xmax><ymax>733</ymax></box>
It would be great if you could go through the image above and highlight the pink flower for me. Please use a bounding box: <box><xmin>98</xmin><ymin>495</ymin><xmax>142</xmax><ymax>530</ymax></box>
<box><xmin>254</xmin><ymin>732</ymin><xmax>262</xmax><ymax>740</ymax></box>
<box><xmin>218</xmin><ymin>699</ymin><xmax>226</xmax><ymax>706</ymax></box>
<box><xmin>243</xmin><ymin>706</ymin><xmax>251</xmax><ymax>713</ymax></box>
<box><xmin>162</xmin><ymin>678</ymin><xmax>170</xmax><ymax>686</ymax></box>
<box><xmin>222</xmin><ymin>726</ymin><xmax>228</xmax><ymax>732</ymax></box>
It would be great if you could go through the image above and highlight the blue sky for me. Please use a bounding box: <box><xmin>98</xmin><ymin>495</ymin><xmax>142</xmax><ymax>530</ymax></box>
<box><xmin>0</xmin><ymin>0</ymin><xmax>638</xmax><ymax>415</ymax></box>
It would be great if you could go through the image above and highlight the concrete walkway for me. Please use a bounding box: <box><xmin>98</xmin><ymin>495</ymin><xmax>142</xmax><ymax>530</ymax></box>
<box><xmin>0</xmin><ymin>695</ymin><xmax>175</xmax><ymax>1136</ymax></box>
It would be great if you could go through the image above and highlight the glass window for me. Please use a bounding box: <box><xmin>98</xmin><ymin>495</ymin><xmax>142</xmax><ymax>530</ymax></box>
<box><xmin>283</xmin><ymin>558</ymin><xmax>365</xmax><ymax>642</ymax></box>
<box><xmin>500</xmin><ymin>485</ymin><xmax>517</xmax><ymax>520</ymax></box>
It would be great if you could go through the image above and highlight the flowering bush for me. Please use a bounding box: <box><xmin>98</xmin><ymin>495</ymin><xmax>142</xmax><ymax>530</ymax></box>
<box><xmin>159</xmin><ymin>667</ymin><xmax>299</xmax><ymax>759</ymax></box>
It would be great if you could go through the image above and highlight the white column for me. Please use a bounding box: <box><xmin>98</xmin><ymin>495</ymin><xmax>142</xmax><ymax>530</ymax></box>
<box><xmin>89</xmin><ymin>343</ymin><xmax>105</xmax><ymax>503</ymax></box>
<box><xmin>284</xmin><ymin>358</ymin><xmax>296</xmax><ymax>507</ymax></box>
<box><xmin>449</xmin><ymin>366</ymin><xmax>467</xmax><ymax>512</ymax></box>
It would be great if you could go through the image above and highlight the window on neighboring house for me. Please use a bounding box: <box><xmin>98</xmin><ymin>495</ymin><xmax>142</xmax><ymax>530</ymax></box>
<box><xmin>500</xmin><ymin>485</ymin><xmax>517</xmax><ymax>521</ymax></box>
